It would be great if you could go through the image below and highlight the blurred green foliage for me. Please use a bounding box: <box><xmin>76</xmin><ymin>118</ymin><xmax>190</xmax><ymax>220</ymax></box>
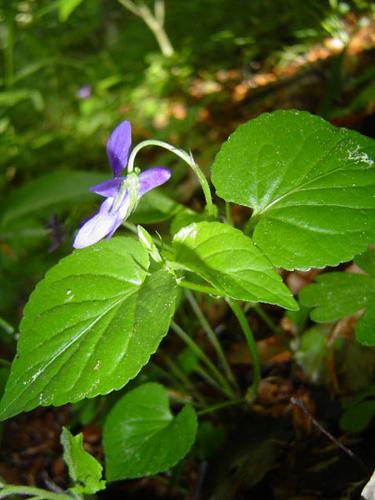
<box><xmin>1</xmin><ymin>0</ymin><xmax>374</xmax><ymax>177</ymax></box>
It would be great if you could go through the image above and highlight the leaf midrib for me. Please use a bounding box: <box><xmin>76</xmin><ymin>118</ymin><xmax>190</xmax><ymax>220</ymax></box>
<box><xmin>0</xmin><ymin>290</ymin><xmax>137</xmax><ymax>417</ymax></box>
<box><xmin>255</xmin><ymin>163</ymin><xmax>367</xmax><ymax>216</ymax></box>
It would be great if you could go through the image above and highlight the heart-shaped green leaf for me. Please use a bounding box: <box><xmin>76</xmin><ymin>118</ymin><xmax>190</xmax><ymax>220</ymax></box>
<box><xmin>0</xmin><ymin>238</ymin><xmax>178</xmax><ymax>420</ymax></box>
<box><xmin>299</xmin><ymin>248</ymin><xmax>375</xmax><ymax>345</ymax></box>
<box><xmin>173</xmin><ymin>221</ymin><xmax>297</xmax><ymax>310</ymax></box>
<box><xmin>103</xmin><ymin>383</ymin><xmax>197</xmax><ymax>480</ymax></box>
<box><xmin>211</xmin><ymin>110</ymin><xmax>375</xmax><ymax>270</ymax></box>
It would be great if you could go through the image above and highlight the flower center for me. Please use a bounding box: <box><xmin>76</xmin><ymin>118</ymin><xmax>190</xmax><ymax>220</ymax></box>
<box><xmin>111</xmin><ymin>179</ymin><xmax>128</xmax><ymax>213</ymax></box>
<box><xmin>111</xmin><ymin>173</ymin><xmax>140</xmax><ymax>217</ymax></box>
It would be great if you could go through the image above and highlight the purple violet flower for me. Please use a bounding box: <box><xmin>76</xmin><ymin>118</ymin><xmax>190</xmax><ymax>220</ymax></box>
<box><xmin>73</xmin><ymin>120</ymin><xmax>171</xmax><ymax>249</ymax></box>
<box><xmin>76</xmin><ymin>85</ymin><xmax>92</xmax><ymax>100</ymax></box>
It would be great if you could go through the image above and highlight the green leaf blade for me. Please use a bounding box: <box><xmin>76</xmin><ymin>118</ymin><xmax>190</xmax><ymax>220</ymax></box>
<box><xmin>355</xmin><ymin>306</ymin><xmax>375</xmax><ymax>346</ymax></box>
<box><xmin>173</xmin><ymin>221</ymin><xmax>297</xmax><ymax>310</ymax></box>
<box><xmin>61</xmin><ymin>427</ymin><xmax>105</xmax><ymax>495</ymax></box>
<box><xmin>299</xmin><ymin>248</ymin><xmax>375</xmax><ymax>346</ymax></box>
<box><xmin>58</xmin><ymin>0</ymin><xmax>84</xmax><ymax>22</ymax></box>
<box><xmin>299</xmin><ymin>272</ymin><xmax>373</xmax><ymax>322</ymax></box>
<box><xmin>0</xmin><ymin>238</ymin><xmax>178</xmax><ymax>420</ymax></box>
<box><xmin>0</xmin><ymin>171</ymin><xmax>106</xmax><ymax>231</ymax></box>
<box><xmin>211</xmin><ymin>110</ymin><xmax>375</xmax><ymax>270</ymax></box>
<box><xmin>340</xmin><ymin>399</ymin><xmax>375</xmax><ymax>433</ymax></box>
<box><xmin>103</xmin><ymin>383</ymin><xmax>197</xmax><ymax>481</ymax></box>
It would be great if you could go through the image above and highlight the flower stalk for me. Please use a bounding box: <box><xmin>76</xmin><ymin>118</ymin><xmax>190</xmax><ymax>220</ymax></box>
<box><xmin>73</xmin><ymin>121</ymin><xmax>171</xmax><ymax>248</ymax></box>
<box><xmin>184</xmin><ymin>290</ymin><xmax>239</xmax><ymax>394</ymax></box>
<box><xmin>127</xmin><ymin>139</ymin><xmax>215</xmax><ymax>217</ymax></box>
<box><xmin>117</xmin><ymin>0</ymin><xmax>175</xmax><ymax>57</ymax></box>
<box><xmin>171</xmin><ymin>321</ymin><xmax>236</xmax><ymax>399</ymax></box>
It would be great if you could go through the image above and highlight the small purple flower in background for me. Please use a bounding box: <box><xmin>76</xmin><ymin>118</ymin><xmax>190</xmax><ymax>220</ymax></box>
<box><xmin>73</xmin><ymin>121</ymin><xmax>171</xmax><ymax>249</ymax></box>
<box><xmin>46</xmin><ymin>214</ymin><xmax>66</xmax><ymax>253</ymax></box>
<box><xmin>76</xmin><ymin>85</ymin><xmax>92</xmax><ymax>100</ymax></box>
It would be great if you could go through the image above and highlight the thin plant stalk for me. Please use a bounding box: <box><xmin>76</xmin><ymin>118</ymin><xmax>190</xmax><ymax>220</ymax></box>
<box><xmin>227</xmin><ymin>300</ymin><xmax>261</xmax><ymax>400</ymax></box>
<box><xmin>117</xmin><ymin>0</ymin><xmax>174</xmax><ymax>57</ymax></box>
<box><xmin>162</xmin><ymin>356</ymin><xmax>207</xmax><ymax>405</ymax></box>
<box><xmin>251</xmin><ymin>304</ymin><xmax>281</xmax><ymax>335</ymax></box>
<box><xmin>184</xmin><ymin>290</ymin><xmax>239</xmax><ymax>393</ymax></box>
<box><xmin>197</xmin><ymin>398</ymin><xmax>246</xmax><ymax>416</ymax></box>
<box><xmin>225</xmin><ymin>201</ymin><xmax>233</xmax><ymax>225</ymax></box>
<box><xmin>149</xmin><ymin>361</ymin><xmax>189</xmax><ymax>394</ymax></box>
<box><xmin>178</xmin><ymin>280</ymin><xmax>218</xmax><ymax>296</ymax></box>
<box><xmin>244</xmin><ymin>302</ymin><xmax>288</xmax><ymax>347</ymax></box>
<box><xmin>127</xmin><ymin>139</ymin><xmax>215</xmax><ymax>216</ymax></box>
<box><xmin>0</xmin><ymin>316</ymin><xmax>14</xmax><ymax>335</ymax></box>
<box><xmin>193</xmin><ymin>365</ymin><xmax>225</xmax><ymax>395</ymax></box>
<box><xmin>243</xmin><ymin>212</ymin><xmax>260</xmax><ymax>236</ymax></box>
<box><xmin>252</xmin><ymin>304</ymin><xmax>288</xmax><ymax>347</ymax></box>
<box><xmin>171</xmin><ymin>322</ymin><xmax>235</xmax><ymax>399</ymax></box>
<box><xmin>0</xmin><ymin>485</ymin><xmax>75</xmax><ymax>500</ymax></box>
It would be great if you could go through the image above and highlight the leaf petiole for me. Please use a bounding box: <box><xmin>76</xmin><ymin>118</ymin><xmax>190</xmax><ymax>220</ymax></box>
<box><xmin>227</xmin><ymin>300</ymin><xmax>261</xmax><ymax>400</ymax></box>
<box><xmin>243</xmin><ymin>211</ymin><xmax>260</xmax><ymax>236</ymax></box>
<box><xmin>171</xmin><ymin>321</ymin><xmax>236</xmax><ymax>399</ymax></box>
<box><xmin>178</xmin><ymin>279</ymin><xmax>219</xmax><ymax>296</ymax></box>
<box><xmin>197</xmin><ymin>398</ymin><xmax>246</xmax><ymax>416</ymax></box>
<box><xmin>184</xmin><ymin>290</ymin><xmax>239</xmax><ymax>394</ymax></box>
<box><xmin>0</xmin><ymin>484</ymin><xmax>76</xmax><ymax>500</ymax></box>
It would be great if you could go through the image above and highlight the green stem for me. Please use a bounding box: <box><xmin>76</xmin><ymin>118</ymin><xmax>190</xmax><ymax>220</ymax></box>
<box><xmin>171</xmin><ymin>321</ymin><xmax>235</xmax><ymax>399</ymax></box>
<box><xmin>163</xmin><ymin>356</ymin><xmax>206</xmax><ymax>405</ymax></box>
<box><xmin>184</xmin><ymin>290</ymin><xmax>239</xmax><ymax>393</ymax></box>
<box><xmin>127</xmin><ymin>139</ymin><xmax>215</xmax><ymax>216</ymax></box>
<box><xmin>253</xmin><ymin>304</ymin><xmax>280</xmax><ymax>334</ymax></box>
<box><xmin>193</xmin><ymin>365</ymin><xmax>223</xmax><ymax>394</ymax></box>
<box><xmin>0</xmin><ymin>485</ymin><xmax>75</xmax><ymax>500</ymax></box>
<box><xmin>150</xmin><ymin>361</ymin><xmax>188</xmax><ymax>393</ymax></box>
<box><xmin>197</xmin><ymin>398</ymin><xmax>246</xmax><ymax>416</ymax></box>
<box><xmin>122</xmin><ymin>221</ymin><xmax>139</xmax><ymax>235</ymax></box>
<box><xmin>225</xmin><ymin>201</ymin><xmax>233</xmax><ymax>225</ymax></box>
<box><xmin>117</xmin><ymin>0</ymin><xmax>174</xmax><ymax>57</ymax></box>
<box><xmin>244</xmin><ymin>212</ymin><xmax>260</xmax><ymax>236</ymax></box>
<box><xmin>0</xmin><ymin>316</ymin><xmax>14</xmax><ymax>335</ymax></box>
<box><xmin>178</xmin><ymin>280</ymin><xmax>218</xmax><ymax>296</ymax></box>
<box><xmin>123</xmin><ymin>221</ymin><xmax>173</xmax><ymax>253</ymax></box>
<box><xmin>227</xmin><ymin>300</ymin><xmax>261</xmax><ymax>400</ymax></box>
<box><xmin>244</xmin><ymin>303</ymin><xmax>288</xmax><ymax>347</ymax></box>
<box><xmin>254</xmin><ymin>304</ymin><xmax>289</xmax><ymax>346</ymax></box>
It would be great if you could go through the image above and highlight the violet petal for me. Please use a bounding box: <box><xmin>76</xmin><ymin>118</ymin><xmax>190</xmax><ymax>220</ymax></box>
<box><xmin>105</xmin><ymin>190</ymin><xmax>133</xmax><ymax>239</ymax></box>
<box><xmin>106</xmin><ymin>120</ymin><xmax>132</xmax><ymax>177</ymax></box>
<box><xmin>73</xmin><ymin>198</ymin><xmax>119</xmax><ymax>249</ymax></box>
<box><xmin>138</xmin><ymin>167</ymin><xmax>171</xmax><ymax>196</ymax></box>
<box><xmin>105</xmin><ymin>213</ymin><xmax>125</xmax><ymax>240</ymax></box>
<box><xmin>90</xmin><ymin>177</ymin><xmax>123</xmax><ymax>197</ymax></box>
<box><xmin>76</xmin><ymin>85</ymin><xmax>92</xmax><ymax>100</ymax></box>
